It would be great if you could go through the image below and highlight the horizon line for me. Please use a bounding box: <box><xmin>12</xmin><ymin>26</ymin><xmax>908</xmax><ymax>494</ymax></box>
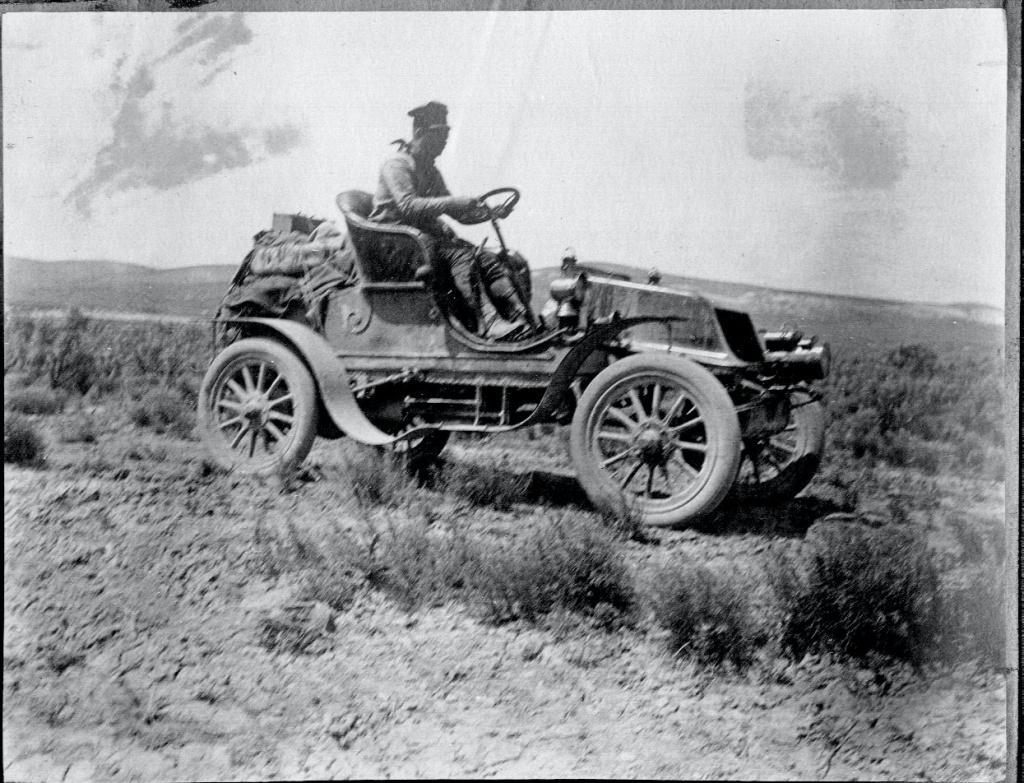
<box><xmin>3</xmin><ymin>253</ymin><xmax>1006</xmax><ymax>313</ymax></box>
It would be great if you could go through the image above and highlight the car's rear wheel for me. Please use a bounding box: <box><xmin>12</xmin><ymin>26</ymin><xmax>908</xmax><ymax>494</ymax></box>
<box><xmin>570</xmin><ymin>354</ymin><xmax>742</xmax><ymax>528</ymax></box>
<box><xmin>199</xmin><ymin>338</ymin><xmax>318</xmax><ymax>475</ymax></box>
<box><xmin>732</xmin><ymin>391</ymin><xmax>825</xmax><ymax>503</ymax></box>
<box><xmin>385</xmin><ymin>429</ymin><xmax>450</xmax><ymax>467</ymax></box>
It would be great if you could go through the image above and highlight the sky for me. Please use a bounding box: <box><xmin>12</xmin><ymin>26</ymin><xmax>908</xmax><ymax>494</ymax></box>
<box><xmin>2</xmin><ymin>9</ymin><xmax>1009</xmax><ymax>307</ymax></box>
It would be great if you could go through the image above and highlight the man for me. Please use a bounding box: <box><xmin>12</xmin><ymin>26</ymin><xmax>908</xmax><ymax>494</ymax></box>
<box><xmin>370</xmin><ymin>101</ymin><xmax>534</xmax><ymax>339</ymax></box>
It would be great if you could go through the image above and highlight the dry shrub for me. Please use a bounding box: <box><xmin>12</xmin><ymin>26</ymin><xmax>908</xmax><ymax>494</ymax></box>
<box><xmin>5</xmin><ymin>386</ymin><xmax>63</xmax><ymax>416</ymax></box>
<box><xmin>254</xmin><ymin>512</ymin><xmax>475</xmax><ymax>613</ymax></box>
<box><xmin>363</xmin><ymin>517</ymin><xmax>477</xmax><ymax>609</ymax></box>
<box><xmin>649</xmin><ymin>558</ymin><xmax>760</xmax><ymax>668</ymax></box>
<box><xmin>767</xmin><ymin>520</ymin><xmax>941</xmax><ymax>665</ymax></box>
<box><xmin>4</xmin><ymin>413</ymin><xmax>46</xmax><ymax>466</ymax></box>
<box><xmin>128</xmin><ymin>388</ymin><xmax>194</xmax><ymax>437</ymax></box>
<box><xmin>470</xmin><ymin>512</ymin><xmax>634</xmax><ymax>625</ymax></box>
<box><xmin>439</xmin><ymin>459</ymin><xmax>531</xmax><ymax>512</ymax></box>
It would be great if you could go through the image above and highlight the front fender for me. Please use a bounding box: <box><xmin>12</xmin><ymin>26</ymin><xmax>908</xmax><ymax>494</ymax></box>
<box><xmin>526</xmin><ymin>316</ymin><xmax>687</xmax><ymax>424</ymax></box>
<box><xmin>224</xmin><ymin>318</ymin><xmax>406</xmax><ymax>446</ymax></box>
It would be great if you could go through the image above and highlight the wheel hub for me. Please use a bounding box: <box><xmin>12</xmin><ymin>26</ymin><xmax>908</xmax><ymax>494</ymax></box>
<box><xmin>634</xmin><ymin>423</ymin><xmax>670</xmax><ymax>465</ymax></box>
<box><xmin>240</xmin><ymin>396</ymin><xmax>269</xmax><ymax>429</ymax></box>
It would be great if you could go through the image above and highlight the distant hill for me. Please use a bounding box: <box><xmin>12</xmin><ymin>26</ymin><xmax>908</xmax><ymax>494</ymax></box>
<box><xmin>3</xmin><ymin>256</ymin><xmax>1003</xmax><ymax>354</ymax></box>
<box><xmin>3</xmin><ymin>257</ymin><xmax>238</xmax><ymax>319</ymax></box>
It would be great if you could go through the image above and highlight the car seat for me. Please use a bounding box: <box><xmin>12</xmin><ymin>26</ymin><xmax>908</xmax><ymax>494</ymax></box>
<box><xmin>336</xmin><ymin>190</ymin><xmax>480</xmax><ymax>330</ymax></box>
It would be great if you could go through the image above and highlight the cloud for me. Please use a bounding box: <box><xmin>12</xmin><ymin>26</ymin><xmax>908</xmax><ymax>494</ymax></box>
<box><xmin>66</xmin><ymin>14</ymin><xmax>302</xmax><ymax>217</ymax></box>
<box><xmin>744</xmin><ymin>80</ymin><xmax>908</xmax><ymax>190</ymax></box>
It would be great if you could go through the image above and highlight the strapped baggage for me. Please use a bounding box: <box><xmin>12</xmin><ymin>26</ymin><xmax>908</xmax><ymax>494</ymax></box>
<box><xmin>219</xmin><ymin>216</ymin><xmax>360</xmax><ymax>332</ymax></box>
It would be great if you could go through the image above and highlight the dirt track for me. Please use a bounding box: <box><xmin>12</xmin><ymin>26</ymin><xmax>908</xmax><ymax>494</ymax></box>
<box><xmin>3</xmin><ymin>415</ymin><xmax>1008</xmax><ymax>781</ymax></box>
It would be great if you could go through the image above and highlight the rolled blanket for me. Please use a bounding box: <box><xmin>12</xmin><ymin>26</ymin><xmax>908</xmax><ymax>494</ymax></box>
<box><xmin>247</xmin><ymin>229</ymin><xmax>339</xmax><ymax>277</ymax></box>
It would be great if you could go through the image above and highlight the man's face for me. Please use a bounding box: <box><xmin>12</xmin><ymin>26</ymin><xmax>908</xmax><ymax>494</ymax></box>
<box><xmin>419</xmin><ymin>125</ymin><xmax>449</xmax><ymax>159</ymax></box>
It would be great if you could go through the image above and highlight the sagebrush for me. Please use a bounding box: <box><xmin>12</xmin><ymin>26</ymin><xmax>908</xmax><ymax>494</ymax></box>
<box><xmin>128</xmin><ymin>389</ymin><xmax>194</xmax><ymax>437</ymax></box>
<box><xmin>824</xmin><ymin>344</ymin><xmax>1003</xmax><ymax>478</ymax></box>
<box><xmin>5</xmin><ymin>386</ymin><xmax>63</xmax><ymax>416</ymax></box>
<box><xmin>4</xmin><ymin>413</ymin><xmax>46</xmax><ymax>465</ymax></box>
<box><xmin>439</xmin><ymin>458</ymin><xmax>532</xmax><ymax>512</ymax></box>
<box><xmin>649</xmin><ymin>558</ymin><xmax>761</xmax><ymax>668</ymax></box>
<box><xmin>470</xmin><ymin>512</ymin><xmax>635</xmax><ymax>625</ymax></box>
<box><xmin>767</xmin><ymin>520</ymin><xmax>942</xmax><ymax>665</ymax></box>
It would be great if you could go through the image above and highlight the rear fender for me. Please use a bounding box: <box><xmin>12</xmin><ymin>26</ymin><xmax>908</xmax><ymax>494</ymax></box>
<box><xmin>225</xmin><ymin>318</ymin><xmax>402</xmax><ymax>446</ymax></box>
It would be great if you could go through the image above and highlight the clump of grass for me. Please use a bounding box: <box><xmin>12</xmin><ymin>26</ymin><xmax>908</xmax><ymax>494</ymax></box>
<box><xmin>251</xmin><ymin>518</ymin><xmax>355</xmax><ymax>654</ymax></box>
<box><xmin>597</xmin><ymin>498</ymin><xmax>656</xmax><ymax>543</ymax></box>
<box><xmin>59</xmin><ymin>413</ymin><xmax>99</xmax><ymax>444</ymax></box>
<box><xmin>5</xmin><ymin>386</ymin><xmax>63</xmax><ymax>416</ymax></box>
<box><xmin>439</xmin><ymin>459</ymin><xmax>531</xmax><ymax>512</ymax></box>
<box><xmin>363</xmin><ymin>517</ymin><xmax>477</xmax><ymax>609</ymax></box>
<box><xmin>253</xmin><ymin>518</ymin><xmax>363</xmax><ymax>613</ymax></box>
<box><xmin>767</xmin><ymin>520</ymin><xmax>941</xmax><ymax>665</ymax></box>
<box><xmin>128</xmin><ymin>389</ymin><xmax>194</xmax><ymax>437</ymax></box>
<box><xmin>4</xmin><ymin>413</ymin><xmax>46</xmax><ymax>466</ymax></box>
<box><xmin>257</xmin><ymin>607</ymin><xmax>335</xmax><ymax>656</ymax></box>
<box><xmin>471</xmin><ymin>511</ymin><xmax>635</xmax><ymax>625</ymax></box>
<box><xmin>346</xmin><ymin>448</ymin><xmax>418</xmax><ymax>508</ymax></box>
<box><xmin>649</xmin><ymin>558</ymin><xmax>761</xmax><ymax>668</ymax></box>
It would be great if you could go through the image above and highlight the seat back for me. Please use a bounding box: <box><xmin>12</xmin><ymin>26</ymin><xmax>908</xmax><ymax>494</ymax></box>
<box><xmin>336</xmin><ymin>190</ymin><xmax>431</xmax><ymax>284</ymax></box>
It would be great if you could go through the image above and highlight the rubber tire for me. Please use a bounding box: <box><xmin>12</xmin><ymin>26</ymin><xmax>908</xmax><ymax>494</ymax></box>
<box><xmin>198</xmin><ymin>338</ymin><xmax>318</xmax><ymax>475</ymax></box>
<box><xmin>569</xmin><ymin>353</ymin><xmax>742</xmax><ymax>528</ymax></box>
<box><xmin>731</xmin><ymin>391</ymin><xmax>826</xmax><ymax>504</ymax></box>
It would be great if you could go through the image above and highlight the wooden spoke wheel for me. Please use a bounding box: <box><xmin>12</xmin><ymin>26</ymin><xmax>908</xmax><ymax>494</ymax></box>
<box><xmin>570</xmin><ymin>354</ymin><xmax>741</xmax><ymax>528</ymax></box>
<box><xmin>199</xmin><ymin>338</ymin><xmax>318</xmax><ymax>475</ymax></box>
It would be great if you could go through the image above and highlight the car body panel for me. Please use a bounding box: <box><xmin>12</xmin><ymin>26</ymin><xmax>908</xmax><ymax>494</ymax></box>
<box><xmin>226</xmin><ymin>313</ymin><xmax>674</xmax><ymax>444</ymax></box>
<box><xmin>584</xmin><ymin>277</ymin><xmax>762</xmax><ymax>366</ymax></box>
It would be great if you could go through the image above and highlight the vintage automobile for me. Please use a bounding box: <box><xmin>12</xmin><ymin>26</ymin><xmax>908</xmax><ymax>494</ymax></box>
<box><xmin>199</xmin><ymin>188</ymin><xmax>830</xmax><ymax>528</ymax></box>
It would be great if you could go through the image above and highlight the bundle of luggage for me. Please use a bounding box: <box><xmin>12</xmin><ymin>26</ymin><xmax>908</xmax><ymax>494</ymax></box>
<box><xmin>220</xmin><ymin>215</ymin><xmax>360</xmax><ymax>330</ymax></box>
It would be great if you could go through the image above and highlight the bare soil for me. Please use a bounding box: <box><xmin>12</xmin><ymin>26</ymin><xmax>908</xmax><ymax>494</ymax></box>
<box><xmin>3</xmin><ymin>411</ymin><xmax>1007</xmax><ymax>781</ymax></box>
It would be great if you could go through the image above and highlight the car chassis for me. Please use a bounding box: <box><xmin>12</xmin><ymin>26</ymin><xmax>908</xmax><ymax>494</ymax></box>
<box><xmin>200</xmin><ymin>188</ymin><xmax>831</xmax><ymax>527</ymax></box>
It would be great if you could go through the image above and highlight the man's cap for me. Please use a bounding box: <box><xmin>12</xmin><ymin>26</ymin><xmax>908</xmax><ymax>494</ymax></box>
<box><xmin>409</xmin><ymin>101</ymin><xmax>450</xmax><ymax>131</ymax></box>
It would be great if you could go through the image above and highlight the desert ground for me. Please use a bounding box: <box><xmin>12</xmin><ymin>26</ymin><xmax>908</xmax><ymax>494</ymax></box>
<box><xmin>4</xmin><ymin>364</ymin><xmax>1008</xmax><ymax>781</ymax></box>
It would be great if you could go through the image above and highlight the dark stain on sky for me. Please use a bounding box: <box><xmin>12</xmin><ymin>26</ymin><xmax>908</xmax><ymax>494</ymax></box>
<box><xmin>67</xmin><ymin>15</ymin><xmax>301</xmax><ymax>216</ymax></box>
<box><xmin>745</xmin><ymin>80</ymin><xmax>908</xmax><ymax>189</ymax></box>
<box><xmin>162</xmin><ymin>13</ymin><xmax>253</xmax><ymax>65</ymax></box>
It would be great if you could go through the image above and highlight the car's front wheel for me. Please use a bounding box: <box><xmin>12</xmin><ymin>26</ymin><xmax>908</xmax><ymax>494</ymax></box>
<box><xmin>731</xmin><ymin>391</ymin><xmax>825</xmax><ymax>503</ymax></box>
<box><xmin>569</xmin><ymin>354</ymin><xmax>742</xmax><ymax>528</ymax></box>
<box><xmin>198</xmin><ymin>338</ymin><xmax>318</xmax><ymax>475</ymax></box>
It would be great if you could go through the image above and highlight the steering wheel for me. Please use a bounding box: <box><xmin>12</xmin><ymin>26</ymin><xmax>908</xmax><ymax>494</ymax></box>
<box><xmin>478</xmin><ymin>187</ymin><xmax>520</xmax><ymax>219</ymax></box>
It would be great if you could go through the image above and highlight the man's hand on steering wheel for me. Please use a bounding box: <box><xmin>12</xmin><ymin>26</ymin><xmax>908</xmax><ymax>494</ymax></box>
<box><xmin>489</xmin><ymin>202</ymin><xmax>514</xmax><ymax>220</ymax></box>
<box><xmin>478</xmin><ymin>187</ymin><xmax>520</xmax><ymax>222</ymax></box>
